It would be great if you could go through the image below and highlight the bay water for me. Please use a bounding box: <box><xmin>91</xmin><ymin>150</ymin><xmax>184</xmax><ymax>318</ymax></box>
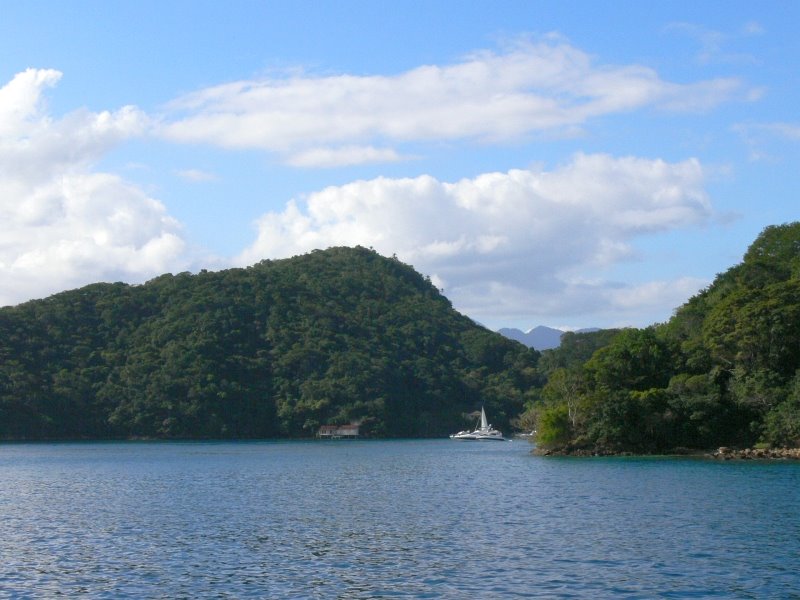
<box><xmin>1</xmin><ymin>440</ymin><xmax>798</xmax><ymax>598</ymax></box>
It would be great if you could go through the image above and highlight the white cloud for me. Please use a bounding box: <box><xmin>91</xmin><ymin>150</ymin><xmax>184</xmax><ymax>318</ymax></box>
<box><xmin>237</xmin><ymin>153</ymin><xmax>711</xmax><ymax>326</ymax></box>
<box><xmin>160</xmin><ymin>37</ymin><xmax>749</xmax><ymax>165</ymax></box>
<box><xmin>175</xmin><ymin>168</ymin><xmax>219</xmax><ymax>182</ymax></box>
<box><xmin>455</xmin><ymin>276</ymin><xmax>710</xmax><ymax>329</ymax></box>
<box><xmin>604</xmin><ymin>277</ymin><xmax>709</xmax><ymax>313</ymax></box>
<box><xmin>0</xmin><ymin>69</ymin><xmax>187</xmax><ymax>307</ymax></box>
<box><xmin>0</xmin><ymin>68</ymin><xmax>61</xmax><ymax>136</ymax></box>
<box><xmin>286</xmin><ymin>146</ymin><xmax>407</xmax><ymax>168</ymax></box>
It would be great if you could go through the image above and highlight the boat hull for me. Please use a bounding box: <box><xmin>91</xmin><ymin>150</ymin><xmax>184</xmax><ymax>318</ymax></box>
<box><xmin>449</xmin><ymin>433</ymin><xmax>509</xmax><ymax>441</ymax></box>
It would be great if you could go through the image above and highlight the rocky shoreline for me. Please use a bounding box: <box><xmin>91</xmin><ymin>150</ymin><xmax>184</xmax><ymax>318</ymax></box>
<box><xmin>533</xmin><ymin>445</ymin><xmax>800</xmax><ymax>460</ymax></box>
<box><xmin>710</xmin><ymin>446</ymin><xmax>800</xmax><ymax>460</ymax></box>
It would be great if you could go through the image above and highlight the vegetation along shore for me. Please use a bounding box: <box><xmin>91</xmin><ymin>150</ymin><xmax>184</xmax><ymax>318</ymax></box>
<box><xmin>533</xmin><ymin>445</ymin><xmax>800</xmax><ymax>460</ymax></box>
<box><xmin>522</xmin><ymin>222</ymin><xmax>800</xmax><ymax>456</ymax></box>
<box><xmin>1</xmin><ymin>223</ymin><xmax>799</xmax><ymax>455</ymax></box>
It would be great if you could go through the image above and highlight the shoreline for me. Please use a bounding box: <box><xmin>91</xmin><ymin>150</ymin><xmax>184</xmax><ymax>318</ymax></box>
<box><xmin>710</xmin><ymin>446</ymin><xmax>800</xmax><ymax>460</ymax></box>
<box><xmin>533</xmin><ymin>446</ymin><xmax>800</xmax><ymax>460</ymax></box>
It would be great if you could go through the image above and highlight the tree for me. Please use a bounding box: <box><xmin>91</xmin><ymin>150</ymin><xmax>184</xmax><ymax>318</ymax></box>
<box><xmin>585</xmin><ymin>327</ymin><xmax>671</xmax><ymax>392</ymax></box>
<box><xmin>542</xmin><ymin>368</ymin><xmax>584</xmax><ymax>429</ymax></box>
<box><xmin>762</xmin><ymin>371</ymin><xmax>800</xmax><ymax>447</ymax></box>
<box><xmin>535</xmin><ymin>403</ymin><xmax>572</xmax><ymax>449</ymax></box>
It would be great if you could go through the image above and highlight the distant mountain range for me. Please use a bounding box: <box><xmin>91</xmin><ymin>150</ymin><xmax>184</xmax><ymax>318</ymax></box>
<box><xmin>497</xmin><ymin>326</ymin><xmax>600</xmax><ymax>350</ymax></box>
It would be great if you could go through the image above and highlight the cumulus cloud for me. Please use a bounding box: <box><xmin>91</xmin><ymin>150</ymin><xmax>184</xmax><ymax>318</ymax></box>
<box><xmin>160</xmin><ymin>37</ymin><xmax>749</xmax><ymax>166</ymax></box>
<box><xmin>0</xmin><ymin>69</ymin><xmax>186</xmax><ymax>306</ymax></box>
<box><xmin>237</xmin><ymin>153</ymin><xmax>711</xmax><ymax>325</ymax></box>
<box><xmin>0</xmin><ymin>68</ymin><xmax>61</xmax><ymax>135</ymax></box>
<box><xmin>0</xmin><ymin>63</ymin><xmax>722</xmax><ymax>326</ymax></box>
<box><xmin>605</xmin><ymin>277</ymin><xmax>708</xmax><ymax>311</ymax></box>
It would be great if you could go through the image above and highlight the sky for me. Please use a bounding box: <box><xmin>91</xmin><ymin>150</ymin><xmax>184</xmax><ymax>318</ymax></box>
<box><xmin>1</xmin><ymin>1</ymin><xmax>798</xmax><ymax>331</ymax></box>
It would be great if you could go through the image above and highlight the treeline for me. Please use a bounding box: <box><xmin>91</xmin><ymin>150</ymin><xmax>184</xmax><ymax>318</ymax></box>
<box><xmin>6</xmin><ymin>225</ymin><xmax>798</xmax><ymax>449</ymax></box>
<box><xmin>0</xmin><ymin>247</ymin><xmax>540</xmax><ymax>440</ymax></box>
<box><xmin>524</xmin><ymin>223</ymin><xmax>800</xmax><ymax>453</ymax></box>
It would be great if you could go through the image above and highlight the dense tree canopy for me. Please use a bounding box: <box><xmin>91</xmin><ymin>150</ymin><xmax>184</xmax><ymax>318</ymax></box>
<box><xmin>0</xmin><ymin>247</ymin><xmax>540</xmax><ymax>440</ymax></box>
<box><xmin>5</xmin><ymin>223</ymin><xmax>799</xmax><ymax>451</ymax></box>
<box><xmin>526</xmin><ymin>222</ymin><xmax>800</xmax><ymax>453</ymax></box>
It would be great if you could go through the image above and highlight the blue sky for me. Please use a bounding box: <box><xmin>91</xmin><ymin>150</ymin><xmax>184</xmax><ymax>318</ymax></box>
<box><xmin>1</xmin><ymin>1</ymin><xmax>798</xmax><ymax>331</ymax></box>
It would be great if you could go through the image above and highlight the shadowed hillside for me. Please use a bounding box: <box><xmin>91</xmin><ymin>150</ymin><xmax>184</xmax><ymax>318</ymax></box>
<box><xmin>0</xmin><ymin>247</ymin><xmax>540</xmax><ymax>440</ymax></box>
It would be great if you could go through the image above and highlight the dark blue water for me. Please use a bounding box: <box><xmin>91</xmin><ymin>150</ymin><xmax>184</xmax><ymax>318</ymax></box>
<box><xmin>1</xmin><ymin>440</ymin><xmax>798</xmax><ymax>598</ymax></box>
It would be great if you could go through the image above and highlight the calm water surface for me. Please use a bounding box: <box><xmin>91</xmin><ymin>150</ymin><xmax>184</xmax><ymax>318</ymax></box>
<box><xmin>1</xmin><ymin>440</ymin><xmax>798</xmax><ymax>598</ymax></box>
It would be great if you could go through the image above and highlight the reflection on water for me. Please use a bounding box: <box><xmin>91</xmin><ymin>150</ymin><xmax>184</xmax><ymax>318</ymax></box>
<box><xmin>1</xmin><ymin>441</ymin><xmax>799</xmax><ymax>598</ymax></box>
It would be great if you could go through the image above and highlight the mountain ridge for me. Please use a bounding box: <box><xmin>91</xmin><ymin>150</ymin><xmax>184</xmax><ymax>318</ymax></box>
<box><xmin>497</xmin><ymin>325</ymin><xmax>600</xmax><ymax>350</ymax></box>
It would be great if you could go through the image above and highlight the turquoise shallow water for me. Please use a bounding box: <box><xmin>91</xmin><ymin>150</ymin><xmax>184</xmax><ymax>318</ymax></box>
<box><xmin>1</xmin><ymin>440</ymin><xmax>798</xmax><ymax>598</ymax></box>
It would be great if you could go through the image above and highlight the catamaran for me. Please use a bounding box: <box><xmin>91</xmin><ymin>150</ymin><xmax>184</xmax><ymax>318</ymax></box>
<box><xmin>449</xmin><ymin>407</ymin><xmax>509</xmax><ymax>441</ymax></box>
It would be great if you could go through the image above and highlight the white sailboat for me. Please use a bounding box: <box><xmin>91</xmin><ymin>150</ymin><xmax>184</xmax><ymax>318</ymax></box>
<box><xmin>449</xmin><ymin>407</ymin><xmax>509</xmax><ymax>441</ymax></box>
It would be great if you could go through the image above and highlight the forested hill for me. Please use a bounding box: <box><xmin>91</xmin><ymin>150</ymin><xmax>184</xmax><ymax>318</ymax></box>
<box><xmin>528</xmin><ymin>222</ymin><xmax>800</xmax><ymax>454</ymax></box>
<box><xmin>0</xmin><ymin>247</ymin><xmax>540</xmax><ymax>440</ymax></box>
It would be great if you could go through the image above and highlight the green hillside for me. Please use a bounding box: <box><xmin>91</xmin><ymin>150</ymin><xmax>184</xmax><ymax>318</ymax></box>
<box><xmin>0</xmin><ymin>247</ymin><xmax>540</xmax><ymax>440</ymax></box>
<box><xmin>528</xmin><ymin>222</ymin><xmax>800</xmax><ymax>454</ymax></box>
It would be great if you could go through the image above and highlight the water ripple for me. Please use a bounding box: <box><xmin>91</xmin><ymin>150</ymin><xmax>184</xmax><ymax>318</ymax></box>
<box><xmin>1</xmin><ymin>442</ymin><xmax>799</xmax><ymax>598</ymax></box>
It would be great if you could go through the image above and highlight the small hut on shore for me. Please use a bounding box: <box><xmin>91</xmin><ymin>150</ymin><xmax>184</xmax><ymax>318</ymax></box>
<box><xmin>317</xmin><ymin>423</ymin><xmax>360</xmax><ymax>439</ymax></box>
